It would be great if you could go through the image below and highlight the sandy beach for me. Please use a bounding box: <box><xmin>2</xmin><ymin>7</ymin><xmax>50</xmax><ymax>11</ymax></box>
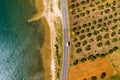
<box><xmin>28</xmin><ymin>0</ymin><xmax>62</xmax><ymax>80</ymax></box>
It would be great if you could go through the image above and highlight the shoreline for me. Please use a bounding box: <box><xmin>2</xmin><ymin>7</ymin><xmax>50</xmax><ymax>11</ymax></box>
<box><xmin>40</xmin><ymin>17</ymin><xmax>52</xmax><ymax>80</ymax></box>
<box><xmin>28</xmin><ymin>0</ymin><xmax>62</xmax><ymax>80</ymax></box>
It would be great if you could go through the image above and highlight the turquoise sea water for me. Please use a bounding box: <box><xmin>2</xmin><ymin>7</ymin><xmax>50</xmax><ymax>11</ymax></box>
<box><xmin>0</xmin><ymin>0</ymin><xmax>44</xmax><ymax>80</ymax></box>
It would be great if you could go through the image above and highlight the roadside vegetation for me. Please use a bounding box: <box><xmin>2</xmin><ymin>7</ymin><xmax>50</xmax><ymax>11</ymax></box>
<box><xmin>54</xmin><ymin>17</ymin><xmax>63</xmax><ymax>80</ymax></box>
<box><xmin>58</xmin><ymin>0</ymin><xmax>61</xmax><ymax>10</ymax></box>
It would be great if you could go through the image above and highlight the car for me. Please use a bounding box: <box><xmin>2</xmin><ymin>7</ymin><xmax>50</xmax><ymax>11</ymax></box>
<box><xmin>66</xmin><ymin>41</ymin><xmax>70</xmax><ymax>46</ymax></box>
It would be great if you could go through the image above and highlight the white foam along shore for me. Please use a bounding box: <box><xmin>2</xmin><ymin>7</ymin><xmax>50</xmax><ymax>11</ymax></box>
<box><xmin>28</xmin><ymin>0</ymin><xmax>62</xmax><ymax>80</ymax></box>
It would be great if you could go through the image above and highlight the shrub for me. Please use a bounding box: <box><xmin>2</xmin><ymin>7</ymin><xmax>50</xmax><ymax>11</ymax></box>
<box><xmin>82</xmin><ymin>40</ymin><xmax>87</xmax><ymax>46</ymax></box>
<box><xmin>104</xmin><ymin>28</ymin><xmax>109</xmax><ymax>32</ymax></box>
<box><xmin>105</xmin><ymin>2</ymin><xmax>111</xmax><ymax>8</ymax></box>
<box><xmin>75</xmin><ymin>42</ymin><xmax>81</xmax><ymax>47</ymax></box>
<box><xmin>100</xmin><ymin>28</ymin><xmax>104</xmax><ymax>32</ymax></box>
<box><xmin>75</xmin><ymin>3</ymin><xmax>79</xmax><ymax>7</ymax></box>
<box><xmin>72</xmin><ymin>27</ymin><xmax>77</xmax><ymax>32</ymax></box>
<box><xmin>88</xmin><ymin>55</ymin><xmax>96</xmax><ymax>61</ymax></box>
<box><xmin>74</xmin><ymin>14</ymin><xmax>79</xmax><ymax>19</ymax></box>
<box><xmin>109</xmin><ymin>15</ymin><xmax>113</xmax><ymax>19</ymax></box>
<box><xmin>86</xmin><ymin>10</ymin><xmax>90</xmax><ymax>15</ymax></box>
<box><xmin>96</xmin><ymin>35</ymin><xmax>102</xmax><ymax>41</ymax></box>
<box><xmin>73</xmin><ymin>37</ymin><xmax>78</xmax><ymax>42</ymax></box>
<box><xmin>113</xmin><ymin>19</ymin><xmax>117</xmax><ymax>23</ymax></box>
<box><xmin>112</xmin><ymin>38</ymin><xmax>118</xmax><ymax>42</ymax></box>
<box><xmin>104</xmin><ymin>9</ymin><xmax>110</xmax><ymax>13</ymax></box>
<box><xmin>118</xmin><ymin>17</ymin><xmax>120</xmax><ymax>21</ymax></box>
<box><xmin>89</xmin><ymin>3</ymin><xmax>94</xmax><ymax>7</ymax></box>
<box><xmin>111</xmin><ymin>25</ymin><xmax>117</xmax><ymax>30</ymax></box>
<box><xmin>70</xmin><ymin>4</ymin><xmax>75</xmax><ymax>9</ymax></box>
<box><xmin>92</xmin><ymin>20</ymin><xmax>97</xmax><ymax>25</ymax></box>
<box><xmin>77</xmin><ymin>8</ymin><xmax>81</xmax><ymax>12</ymax></box>
<box><xmin>107</xmin><ymin>20</ymin><xmax>112</xmax><ymax>25</ymax></box>
<box><xmin>118</xmin><ymin>30</ymin><xmax>120</xmax><ymax>34</ymax></box>
<box><xmin>91</xmin><ymin>76</ymin><xmax>97</xmax><ymax>80</ymax></box>
<box><xmin>91</xmin><ymin>0</ymin><xmax>95</xmax><ymax>2</ymax></box>
<box><xmin>78</xmin><ymin>26</ymin><xmax>81</xmax><ymax>30</ymax></box>
<box><xmin>73</xmin><ymin>21</ymin><xmax>78</xmax><ymax>26</ymax></box>
<box><xmin>97</xmin><ymin>42</ymin><xmax>103</xmax><ymax>47</ymax></box>
<box><xmin>87</xmin><ymin>33</ymin><xmax>92</xmax><ymax>37</ymax></box>
<box><xmin>80</xmin><ymin>29</ymin><xmax>85</xmax><ymax>33</ymax></box>
<box><xmin>93</xmin><ymin>31</ymin><xmax>99</xmax><ymax>35</ymax></box>
<box><xmin>100</xmin><ymin>72</ymin><xmax>106</xmax><ymax>78</ymax></box>
<box><xmin>89</xmin><ymin>38</ymin><xmax>94</xmax><ymax>43</ymax></box>
<box><xmin>91</xmin><ymin>26</ymin><xmax>95</xmax><ymax>29</ymax></box>
<box><xmin>82</xmin><ymin>6</ymin><xmax>86</xmax><ymax>9</ymax></box>
<box><xmin>97</xmin><ymin>24</ymin><xmax>101</xmax><ymax>28</ymax></box>
<box><xmin>108</xmin><ymin>49</ymin><xmax>113</xmax><ymax>54</ymax></box>
<box><xmin>80</xmin><ymin>58</ymin><xmax>87</xmax><ymax>62</ymax></box>
<box><xmin>95</xmin><ymin>53</ymin><xmax>100</xmax><ymax>57</ymax></box>
<box><xmin>105</xmin><ymin>40</ymin><xmax>110</xmax><ymax>45</ymax></box>
<box><xmin>98</xmin><ymin>5</ymin><xmax>104</xmax><ymax>10</ymax></box>
<box><xmin>71</xmin><ymin>10</ymin><xmax>75</xmax><ymax>15</ymax></box>
<box><xmin>112</xmin><ymin>46</ymin><xmax>118</xmax><ymax>52</ymax></box>
<box><xmin>81</xmin><ymin>1</ymin><xmax>85</xmax><ymax>5</ymax></box>
<box><xmin>98</xmin><ymin>19</ymin><xmax>102</xmax><ymax>23</ymax></box>
<box><xmin>76</xmin><ymin>48</ymin><xmax>82</xmax><ymax>53</ymax></box>
<box><xmin>114</xmin><ymin>12</ymin><xmax>118</xmax><ymax>17</ymax></box>
<box><xmin>104</xmin><ymin>33</ymin><xmax>109</xmax><ymax>38</ymax></box>
<box><xmin>85</xmin><ymin>28</ymin><xmax>90</xmax><ymax>32</ymax></box>
<box><xmin>100</xmin><ymin>53</ymin><xmax>105</xmax><ymax>58</ymax></box>
<box><xmin>87</xmin><ymin>22</ymin><xmax>91</xmax><ymax>26</ymax></box>
<box><xmin>71</xmin><ymin>0</ymin><xmax>76</xmax><ymax>2</ymax></box>
<box><xmin>86</xmin><ymin>0</ymin><xmax>90</xmax><ymax>3</ymax></box>
<box><xmin>75</xmin><ymin>31</ymin><xmax>80</xmax><ymax>35</ymax></box>
<box><xmin>111</xmin><ymin>7</ymin><xmax>116</xmax><ymax>11</ymax></box>
<box><xmin>100</xmin><ymin>11</ymin><xmax>103</xmax><ymax>15</ymax></box>
<box><xmin>80</xmin><ymin>35</ymin><xmax>85</xmax><ymax>40</ymax></box>
<box><xmin>95</xmin><ymin>1</ymin><xmax>100</xmax><ymax>5</ymax></box>
<box><xmin>85</xmin><ymin>45</ymin><xmax>91</xmax><ymax>51</ymax></box>
<box><xmin>101</xmin><ymin>0</ymin><xmax>106</xmax><ymax>2</ymax></box>
<box><xmin>112</xmin><ymin>1</ymin><xmax>116</xmax><ymax>6</ymax></box>
<box><xmin>73</xmin><ymin>59</ymin><xmax>78</xmax><ymax>65</ymax></box>
<box><xmin>80</xmin><ymin>12</ymin><xmax>85</xmax><ymax>17</ymax></box>
<box><xmin>102</xmin><ymin>22</ymin><xmax>106</xmax><ymax>26</ymax></box>
<box><xmin>111</xmin><ymin>31</ymin><xmax>116</xmax><ymax>37</ymax></box>
<box><xmin>92</xmin><ymin>8</ymin><xmax>96</xmax><ymax>12</ymax></box>
<box><xmin>82</xmin><ymin>24</ymin><xmax>87</xmax><ymax>28</ymax></box>
<box><xmin>104</xmin><ymin>16</ymin><xmax>107</xmax><ymax>21</ymax></box>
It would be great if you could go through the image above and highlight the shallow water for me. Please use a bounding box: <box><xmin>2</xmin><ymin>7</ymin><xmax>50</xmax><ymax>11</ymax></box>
<box><xmin>0</xmin><ymin>0</ymin><xmax>44</xmax><ymax>80</ymax></box>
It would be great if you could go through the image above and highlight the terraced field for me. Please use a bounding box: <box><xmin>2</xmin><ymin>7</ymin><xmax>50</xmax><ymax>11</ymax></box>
<box><xmin>68</xmin><ymin>0</ymin><xmax>120</xmax><ymax>65</ymax></box>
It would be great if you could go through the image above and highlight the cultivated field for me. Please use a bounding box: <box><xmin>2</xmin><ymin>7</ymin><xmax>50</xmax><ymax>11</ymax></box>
<box><xmin>68</xmin><ymin>0</ymin><xmax>120</xmax><ymax>65</ymax></box>
<box><xmin>68</xmin><ymin>57</ymin><xmax>115</xmax><ymax>80</ymax></box>
<box><xmin>67</xmin><ymin>0</ymin><xmax>120</xmax><ymax>80</ymax></box>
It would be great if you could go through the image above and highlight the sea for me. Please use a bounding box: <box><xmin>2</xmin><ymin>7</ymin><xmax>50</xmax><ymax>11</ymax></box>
<box><xmin>0</xmin><ymin>0</ymin><xmax>44</xmax><ymax>80</ymax></box>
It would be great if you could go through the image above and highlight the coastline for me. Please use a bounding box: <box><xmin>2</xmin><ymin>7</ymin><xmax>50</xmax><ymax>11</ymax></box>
<box><xmin>28</xmin><ymin>0</ymin><xmax>62</xmax><ymax>80</ymax></box>
<box><xmin>40</xmin><ymin>17</ymin><xmax>52</xmax><ymax>80</ymax></box>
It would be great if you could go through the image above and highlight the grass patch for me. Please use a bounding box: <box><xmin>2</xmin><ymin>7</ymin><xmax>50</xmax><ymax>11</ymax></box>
<box><xmin>107</xmin><ymin>73</ymin><xmax>120</xmax><ymax>80</ymax></box>
<box><xmin>58</xmin><ymin>0</ymin><xmax>61</xmax><ymax>10</ymax></box>
<box><xmin>54</xmin><ymin>17</ymin><xmax>63</xmax><ymax>80</ymax></box>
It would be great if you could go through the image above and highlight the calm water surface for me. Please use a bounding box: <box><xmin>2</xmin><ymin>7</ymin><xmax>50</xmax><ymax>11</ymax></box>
<box><xmin>0</xmin><ymin>0</ymin><xmax>44</xmax><ymax>80</ymax></box>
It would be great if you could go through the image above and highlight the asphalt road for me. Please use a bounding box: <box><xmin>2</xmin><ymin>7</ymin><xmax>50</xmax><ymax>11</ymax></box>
<box><xmin>61</xmin><ymin>0</ymin><xmax>69</xmax><ymax>80</ymax></box>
